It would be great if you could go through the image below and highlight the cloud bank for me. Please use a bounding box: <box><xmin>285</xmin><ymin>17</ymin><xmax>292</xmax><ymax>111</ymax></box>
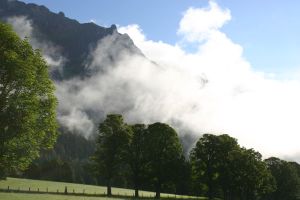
<box><xmin>57</xmin><ymin>0</ymin><xmax>300</xmax><ymax>161</ymax></box>
<box><xmin>117</xmin><ymin>1</ymin><xmax>300</xmax><ymax>160</ymax></box>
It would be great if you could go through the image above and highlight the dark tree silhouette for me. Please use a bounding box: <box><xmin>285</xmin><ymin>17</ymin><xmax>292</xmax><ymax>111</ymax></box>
<box><xmin>145</xmin><ymin>123</ymin><xmax>184</xmax><ymax>198</ymax></box>
<box><xmin>92</xmin><ymin>114</ymin><xmax>131</xmax><ymax>196</ymax></box>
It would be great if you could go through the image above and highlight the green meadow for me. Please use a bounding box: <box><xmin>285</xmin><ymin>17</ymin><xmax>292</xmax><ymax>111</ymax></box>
<box><xmin>0</xmin><ymin>178</ymin><xmax>204</xmax><ymax>200</ymax></box>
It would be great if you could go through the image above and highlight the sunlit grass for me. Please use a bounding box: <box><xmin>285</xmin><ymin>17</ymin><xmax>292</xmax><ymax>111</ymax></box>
<box><xmin>0</xmin><ymin>178</ymin><xmax>205</xmax><ymax>199</ymax></box>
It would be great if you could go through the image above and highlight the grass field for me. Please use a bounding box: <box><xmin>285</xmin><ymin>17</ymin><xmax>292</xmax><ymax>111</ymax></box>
<box><xmin>0</xmin><ymin>192</ymin><xmax>124</xmax><ymax>200</ymax></box>
<box><xmin>0</xmin><ymin>178</ymin><xmax>206</xmax><ymax>200</ymax></box>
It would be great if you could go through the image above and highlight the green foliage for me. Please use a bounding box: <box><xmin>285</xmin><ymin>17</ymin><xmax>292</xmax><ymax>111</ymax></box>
<box><xmin>0</xmin><ymin>22</ymin><xmax>58</xmax><ymax>178</ymax></box>
<box><xmin>22</xmin><ymin>132</ymin><xmax>96</xmax><ymax>185</ymax></box>
<box><xmin>191</xmin><ymin>134</ymin><xmax>275</xmax><ymax>200</ymax></box>
<box><xmin>145</xmin><ymin>122</ymin><xmax>184</xmax><ymax>198</ymax></box>
<box><xmin>226</xmin><ymin>148</ymin><xmax>275</xmax><ymax>200</ymax></box>
<box><xmin>24</xmin><ymin>159</ymin><xmax>73</xmax><ymax>182</ymax></box>
<box><xmin>128</xmin><ymin>124</ymin><xmax>147</xmax><ymax>197</ymax></box>
<box><xmin>190</xmin><ymin>134</ymin><xmax>237</xmax><ymax>199</ymax></box>
<box><xmin>92</xmin><ymin>114</ymin><xmax>132</xmax><ymax>196</ymax></box>
<box><xmin>264</xmin><ymin>157</ymin><xmax>300</xmax><ymax>200</ymax></box>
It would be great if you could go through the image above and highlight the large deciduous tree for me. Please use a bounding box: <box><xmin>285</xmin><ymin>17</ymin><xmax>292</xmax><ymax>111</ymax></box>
<box><xmin>128</xmin><ymin>124</ymin><xmax>147</xmax><ymax>198</ymax></box>
<box><xmin>190</xmin><ymin>134</ymin><xmax>275</xmax><ymax>200</ymax></box>
<box><xmin>93</xmin><ymin>114</ymin><xmax>131</xmax><ymax>196</ymax></box>
<box><xmin>145</xmin><ymin>122</ymin><xmax>183</xmax><ymax>199</ymax></box>
<box><xmin>227</xmin><ymin>148</ymin><xmax>275</xmax><ymax>200</ymax></box>
<box><xmin>190</xmin><ymin>134</ymin><xmax>225</xmax><ymax>199</ymax></box>
<box><xmin>0</xmin><ymin>22</ymin><xmax>58</xmax><ymax>179</ymax></box>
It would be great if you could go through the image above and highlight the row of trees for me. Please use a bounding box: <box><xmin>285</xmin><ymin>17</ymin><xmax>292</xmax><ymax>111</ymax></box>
<box><xmin>93</xmin><ymin>114</ymin><xmax>300</xmax><ymax>200</ymax></box>
<box><xmin>92</xmin><ymin>115</ymin><xmax>184</xmax><ymax>198</ymax></box>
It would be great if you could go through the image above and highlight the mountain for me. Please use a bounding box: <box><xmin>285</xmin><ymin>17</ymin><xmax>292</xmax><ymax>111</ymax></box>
<box><xmin>0</xmin><ymin>0</ymin><xmax>142</xmax><ymax>79</ymax></box>
<box><xmin>0</xmin><ymin>0</ymin><xmax>145</xmax><ymax>185</ymax></box>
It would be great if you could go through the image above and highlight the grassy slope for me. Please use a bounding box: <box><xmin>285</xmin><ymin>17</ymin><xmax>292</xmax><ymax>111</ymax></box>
<box><xmin>0</xmin><ymin>178</ymin><xmax>204</xmax><ymax>199</ymax></box>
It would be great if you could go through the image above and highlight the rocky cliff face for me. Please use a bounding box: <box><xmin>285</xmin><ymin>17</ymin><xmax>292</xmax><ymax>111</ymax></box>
<box><xmin>0</xmin><ymin>0</ymin><xmax>142</xmax><ymax>79</ymax></box>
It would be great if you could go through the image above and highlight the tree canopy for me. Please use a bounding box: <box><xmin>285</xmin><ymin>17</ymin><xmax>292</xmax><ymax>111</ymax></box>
<box><xmin>93</xmin><ymin>114</ymin><xmax>132</xmax><ymax>196</ymax></box>
<box><xmin>145</xmin><ymin>122</ymin><xmax>184</xmax><ymax>198</ymax></box>
<box><xmin>264</xmin><ymin>157</ymin><xmax>300</xmax><ymax>200</ymax></box>
<box><xmin>128</xmin><ymin>124</ymin><xmax>147</xmax><ymax>197</ymax></box>
<box><xmin>0</xmin><ymin>22</ymin><xmax>58</xmax><ymax>178</ymax></box>
<box><xmin>190</xmin><ymin>134</ymin><xmax>275</xmax><ymax>200</ymax></box>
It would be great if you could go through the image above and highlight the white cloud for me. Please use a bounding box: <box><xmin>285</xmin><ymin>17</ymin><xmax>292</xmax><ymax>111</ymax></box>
<box><xmin>90</xmin><ymin>19</ymin><xmax>96</xmax><ymax>23</ymax></box>
<box><xmin>177</xmin><ymin>1</ymin><xmax>231</xmax><ymax>42</ymax></box>
<box><xmin>117</xmin><ymin>2</ymin><xmax>300</xmax><ymax>161</ymax></box>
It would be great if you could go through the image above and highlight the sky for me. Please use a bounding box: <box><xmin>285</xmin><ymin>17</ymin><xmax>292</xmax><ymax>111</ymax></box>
<box><xmin>22</xmin><ymin>0</ymin><xmax>300</xmax><ymax>76</ymax></box>
<box><xmin>16</xmin><ymin>0</ymin><xmax>300</xmax><ymax>161</ymax></box>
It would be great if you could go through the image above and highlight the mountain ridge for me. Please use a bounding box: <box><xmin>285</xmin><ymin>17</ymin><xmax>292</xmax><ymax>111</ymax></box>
<box><xmin>0</xmin><ymin>0</ymin><xmax>142</xmax><ymax>79</ymax></box>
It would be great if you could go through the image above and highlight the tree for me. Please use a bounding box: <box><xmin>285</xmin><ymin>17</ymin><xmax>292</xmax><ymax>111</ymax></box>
<box><xmin>190</xmin><ymin>134</ymin><xmax>275</xmax><ymax>200</ymax></box>
<box><xmin>227</xmin><ymin>148</ymin><xmax>275</xmax><ymax>200</ymax></box>
<box><xmin>264</xmin><ymin>157</ymin><xmax>300</xmax><ymax>200</ymax></box>
<box><xmin>190</xmin><ymin>134</ymin><xmax>224</xmax><ymax>200</ymax></box>
<box><xmin>128</xmin><ymin>124</ymin><xmax>147</xmax><ymax>198</ymax></box>
<box><xmin>212</xmin><ymin>134</ymin><xmax>240</xmax><ymax>200</ymax></box>
<box><xmin>145</xmin><ymin>122</ymin><xmax>183</xmax><ymax>198</ymax></box>
<box><xmin>0</xmin><ymin>22</ymin><xmax>58</xmax><ymax>179</ymax></box>
<box><xmin>92</xmin><ymin>114</ymin><xmax>131</xmax><ymax>196</ymax></box>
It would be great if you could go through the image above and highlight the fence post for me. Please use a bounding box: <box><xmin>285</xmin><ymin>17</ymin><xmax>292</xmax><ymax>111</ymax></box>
<box><xmin>73</xmin><ymin>189</ymin><xmax>75</xmax><ymax>194</ymax></box>
<box><xmin>7</xmin><ymin>186</ymin><xmax>9</xmax><ymax>192</ymax></box>
<box><xmin>46</xmin><ymin>187</ymin><xmax>48</xmax><ymax>193</ymax></box>
<box><xmin>29</xmin><ymin>187</ymin><xmax>30</xmax><ymax>192</ymax></box>
<box><xmin>64</xmin><ymin>186</ymin><xmax>68</xmax><ymax>194</ymax></box>
<box><xmin>57</xmin><ymin>189</ymin><xmax>59</xmax><ymax>193</ymax></box>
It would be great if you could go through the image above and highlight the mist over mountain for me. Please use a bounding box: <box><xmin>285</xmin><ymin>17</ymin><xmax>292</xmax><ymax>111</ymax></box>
<box><xmin>0</xmin><ymin>0</ymin><xmax>198</xmax><ymax>154</ymax></box>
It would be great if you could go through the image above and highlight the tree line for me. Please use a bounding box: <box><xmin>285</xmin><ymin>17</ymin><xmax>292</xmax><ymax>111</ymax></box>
<box><xmin>92</xmin><ymin>114</ymin><xmax>300</xmax><ymax>200</ymax></box>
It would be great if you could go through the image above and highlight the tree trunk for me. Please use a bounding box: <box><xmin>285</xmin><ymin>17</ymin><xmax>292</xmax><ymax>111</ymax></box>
<box><xmin>155</xmin><ymin>190</ymin><xmax>160</xmax><ymax>199</ymax></box>
<box><xmin>155</xmin><ymin>183</ymin><xmax>161</xmax><ymax>199</ymax></box>
<box><xmin>135</xmin><ymin>188</ymin><xmax>139</xmax><ymax>198</ymax></box>
<box><xmin>133</xmin><ymin>175</ymin><xmax>139</xmax><ymax>198</ymax></box>
<box><xmin>107</xmin><ymin>179</ymin><xmax>112</xmax><ymax>196</ymax></box>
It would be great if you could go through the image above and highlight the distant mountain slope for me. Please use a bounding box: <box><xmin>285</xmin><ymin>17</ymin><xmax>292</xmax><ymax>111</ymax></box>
<box><xmin>0</xmin><ymin>0</ymin><xmax>141</xmax><ymax>79</ymax></box>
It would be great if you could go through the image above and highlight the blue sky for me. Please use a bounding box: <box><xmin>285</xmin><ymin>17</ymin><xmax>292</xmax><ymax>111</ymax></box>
<box><xmin>22</xmin><ymin>0</ymin><xmax>300</xmax><ymax>75</ymax></box>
